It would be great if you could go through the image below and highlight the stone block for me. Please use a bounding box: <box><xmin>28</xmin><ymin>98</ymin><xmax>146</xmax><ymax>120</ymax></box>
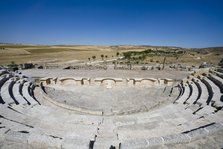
<box><xmin>205</xmin><ymin>123</ymin><xmax>223</xmax><ymax>135</ymax></box>
<box><xmin>0</xmin><ymin>127</ymin><xmax>8</xmax><ymax>142</ymax></box>
<box><xmin>28</xmin><ymin>134</ymin><xmax>62</xmax><ymax>149</ymax></box>
<box><xmin>147</xmin><ymin>137</ymin><xmax>163</xmax><ymax>146</ymax></box>
<box><xmin>186</xmin><ymin>128</ymin><xmax>209</xmax><ymax>140</ymax></box>
<box><xmin>5</xmin><ymin>130</ymin><xmax>29</xmax><ymax>144</ymax></box>
<box><xmin>61</xmin><ymin>137</ymin><xmax>89</xmax><ymax>149</ymax></box>
<box><xmin>127</xmin><ymin>79</ymin><xmax>135</xmax><ymax>86</ymax></box>
<box><xmin>122</xmin><ymin>139</ymin><xmax>148</xmax><ymax>149</ymax></box>
<box><xmin>162</xmin><ymin>134</ymin><xmax>190</xmax><ymax>144</ymax></box>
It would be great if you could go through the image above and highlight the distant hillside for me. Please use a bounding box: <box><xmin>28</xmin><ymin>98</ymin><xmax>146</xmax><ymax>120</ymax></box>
<box><xmin>0</xmin><ymin>44</ymin><xmax>222</xmax><ymax>66</ymax></box>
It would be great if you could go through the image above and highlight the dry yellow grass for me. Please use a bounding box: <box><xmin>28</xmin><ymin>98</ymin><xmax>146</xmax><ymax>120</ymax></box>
<box><xmin>0</xmin><ymin>45</ymin><xmax>117</xmax><ymax>64</ymax></box>
<box><xmin>0</xmin><ymin>44</ymin><xmax>222</xmax><ymax>66</ymax></box>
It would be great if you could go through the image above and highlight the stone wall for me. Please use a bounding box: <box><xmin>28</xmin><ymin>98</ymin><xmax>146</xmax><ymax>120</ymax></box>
<box><xmin>40</xmin><ymin>77</ymin><xmax>176</xmax><ymax>88</ymax></box>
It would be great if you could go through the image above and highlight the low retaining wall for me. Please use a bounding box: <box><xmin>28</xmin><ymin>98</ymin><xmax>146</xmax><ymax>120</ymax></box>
<box><xmin>40</xmin><ymin>83</ymin><xmax>103</xmax><ymax>115</ymax></box>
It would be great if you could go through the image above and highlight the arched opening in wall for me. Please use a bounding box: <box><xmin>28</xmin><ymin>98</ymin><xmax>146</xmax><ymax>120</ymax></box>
<box><xmin>164</xmin><ymin>79</ymin><xmax>174</xmax><ymax>86</ymax></box>
<box><xmin>60</xmin><ymin>79</ymin><xmax>76</xmax><ymax>86</ymax></box>
<box><xmin>102</xmin><ymin>79</ymin><xmax>116</xmax><ymax>88</ymax></box>
<box><xmin>82</xmin><ymin>78</ymin><xmax>90</xmax><ymax>85</ymax></box>
<box><xmin>46</xmin><ymin>79</ymin><xmax>51</xmax><ymax>85</ymax></box>
<box><xmin>141</xmin><ymin>79</ymin><xmax>155</xmax><ymax>87</ymax></box>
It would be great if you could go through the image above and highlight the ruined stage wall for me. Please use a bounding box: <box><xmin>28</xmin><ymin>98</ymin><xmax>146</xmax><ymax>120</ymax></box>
<box><xmin>40</xmin><ymin>77</ymin><xmax>176</xmax><ymax>88</ymax></box>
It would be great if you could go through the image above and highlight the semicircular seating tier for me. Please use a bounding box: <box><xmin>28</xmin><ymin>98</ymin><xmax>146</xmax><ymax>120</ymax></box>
<box><xmin>0</xmin><ymin>68</ymin><xmax>223</xmax><ymax>149</ymax></box>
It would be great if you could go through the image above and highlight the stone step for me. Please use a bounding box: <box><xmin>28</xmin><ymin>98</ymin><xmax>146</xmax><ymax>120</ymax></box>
<box><xmin>194</xmin><ymin>78</ymin><xmax>209</xmax><ymax>106</ymax></box>
<box><xmin>22</xmin><ymin>82</ymin><xmax>39</xmax><ymax>106</ymax></box>
<box><xmin>184</xmin><ymin>81</ymin><xmax>199</xmax><ymax>105</ymax></box>
<box><xmin>208</xmin><ymin>74</ymin><xmax>223</xmax><ymax>93</ymax></box>
<box><xmin>12</xmin><ymin>81</ymin><xmax>28</xmax><ymax>105</ymax></box>
<box><xmin>1</xmin><ymin>78</ymin><xmax>15</xmax><ymax>104</ymax></box>
<box><xmin>202</xmin><ymin>77</ymin><xmax>222</xmax><ymax>108</ymax></box>
<box><xmin>175</xmin><ymin>83</ymin><xmax>191</xmax><ymax>104</ymax></box>
<box><xmin>8</xmin><ymin>79</ymin><xmax>19</xmax><ymax>105</ymax></box>
<box><xmin>0</xmin><ymin>76</ymin><xmax>11</xmax><ymax>104</ymax></box>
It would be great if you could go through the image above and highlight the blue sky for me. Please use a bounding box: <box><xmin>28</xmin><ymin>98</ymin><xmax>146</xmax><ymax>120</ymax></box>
<box><xmin>0</xmin><ymin>0</ymin><xmax>223</xmax><ymax>48</ymax></box>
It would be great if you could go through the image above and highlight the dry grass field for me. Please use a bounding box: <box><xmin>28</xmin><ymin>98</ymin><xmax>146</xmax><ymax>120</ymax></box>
<box><xmin>0</xmin><ymin>44</ymin><xmax>222</xmax><ymax>66</ymax></box>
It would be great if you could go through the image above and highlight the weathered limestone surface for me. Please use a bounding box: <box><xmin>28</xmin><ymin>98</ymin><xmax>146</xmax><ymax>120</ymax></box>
<box><xmin>162</xmin><ymin>134</ymin><xmax>190</xmax><ymax>144</ymax></box>
<box><xmin>5</xmin><ymin>130</ymin><xmax>29</xmax><ymax>144</ymax></box>
<box><xmin>22</xmin><ymin>82</ymin><xmax>38</xmax><ymax>105</ymax></box>
<box><xmin>42</xmin><ymin>84</ymin><xmax>175</xmax><ymax>115</ymax></box>
<box><xmin>185</xmin><ymin>81</ymin><xmax>199</xmax><ymax>105</ymax></box>
<box><xmin>61</xmin><ymin>137</ymin><xmax>89</xmax><ymax>149</ymax></box>
<box><xmin>0</xmin><ymin>68</ymin><xmax>223</xmax><ymax>149</ymax></box>
<box><xmin>1</xmin><ymin>78</ymin><xmax>15</xmax><ymax>104</ymax></box>
<box><xmin>12</xmin><ymin>81</ymin><xmax>27</xmax><ymax>105</ymax></box>
<box><xmin>193</xmin><ymin>78</ymin><xmax>209</xmax><ymax>105</ymax></box>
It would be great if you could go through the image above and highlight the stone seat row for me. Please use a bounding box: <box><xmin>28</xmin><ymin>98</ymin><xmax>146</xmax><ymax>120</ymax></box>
<box><xmin>0</xmin><ymin>75</ymin><xmax>40</xmax><ymax>106</ymax></box>
<box><xmin>201</xmin><ymin>77</ymin><xmax>222</xmax><ymax>107</ymax></box>
<box><xmin>209</xmin><ymin>69</ymin><xmax>223</xmax><ymax>79</ymax></box>
<box><xmin>208</xmin><ymin>74</ymin><xmax>223</xmax><ymax>93</ymax></box>
<box><xmin>175</xmin><ymin>73</ymin><xmax>223</xmax><ymax>114</ymax></box>
<box><xmin>120</xmin><ymin>121</ymin><xmax>223</xmax><ymax>149</ymax></box>
<box><xmin>0</xmin><ymin>70</ymin><xmax>7</xmax><ymax>77</ymax></box>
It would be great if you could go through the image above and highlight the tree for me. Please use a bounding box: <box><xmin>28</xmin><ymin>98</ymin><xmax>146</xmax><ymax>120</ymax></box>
<box><xmin>92</xmin><ymin>56</ymin><xmax>96</xmax><ymax>61</ymax></box>
<box><xmin>105</xmin><ymin>55</ymin><xmax>108</xmax><ymax>59</ymax></box>
<box><xmin>88</xmin><ymin>58</ymin><xmax>91</xmax><ymax>61</ymax></box>
<box><xmin>116</xmin><ymin>52</ymin><xmax>120</xmax><ymax>57</ymax></box>
<box><xmin>11</xmin><ymin>61</ymin><xmax>15</xmax><ymax>65</ymax></box>
<box><xmin>123</xmin><ymin>52</ymin><xmax>131</xmax><ymax>59</ymax></box>
<box><xmin>162</xmin><ymin>56</ymin><xmax>166</xmax><ymax>70</ymax></box>
<box><xmin>8</xmin><ymin>61</ymin><xmax>18</xmax><ymax>71</ymax></box>
<box><xmin>100</xmin><ymin>54</ymin><xmax>104</xmax><ymax>60</ymax></box>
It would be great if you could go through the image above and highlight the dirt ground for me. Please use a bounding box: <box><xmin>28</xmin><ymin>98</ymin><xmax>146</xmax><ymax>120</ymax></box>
<box><xmin>0</xmin><ymin>44</ymin><xmax>222</xmax><ymax>66</ymax></box>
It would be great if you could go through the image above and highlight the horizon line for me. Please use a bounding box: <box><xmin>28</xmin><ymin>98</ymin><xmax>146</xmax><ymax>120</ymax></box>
<box><xmin>0</xmin><ymin>42</ymin><xmax>223</xmax><ymax>49</ymax></box>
